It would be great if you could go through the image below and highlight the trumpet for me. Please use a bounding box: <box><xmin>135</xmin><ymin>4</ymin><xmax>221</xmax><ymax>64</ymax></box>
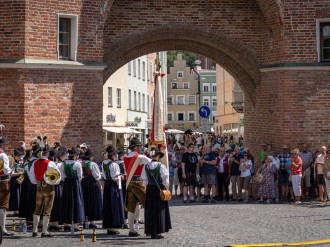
<box><xmin>44</xmin><ymin>168</ymin><xmax>61</xmax><ymax>185</ymax></box>
<box><xmin>0</xmin><ymin>156</ymin><xmax>15</xmax><ymax>173</ymax></box>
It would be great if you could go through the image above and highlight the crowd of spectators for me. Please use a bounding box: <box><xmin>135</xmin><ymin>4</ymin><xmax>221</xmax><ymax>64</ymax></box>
<box><xmin>167</xmin><ymin>133</ymin><xmax>328</xmax><ymax>205</ymax></box>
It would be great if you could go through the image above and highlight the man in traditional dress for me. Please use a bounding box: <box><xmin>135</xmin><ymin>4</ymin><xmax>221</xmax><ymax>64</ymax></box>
<box><xmin>124</xmin><ymin>138</ymin><xmax>151</xmax><ymax>237</ymax></box>
<box><xmin>0</xmin><ymin>137</ymin><xmax>14</xmax><ymax>236</ymax></box>
<box><xmin>29</xmin><ymin>146</ymin><xmax>61</xmax><ymax>237</ymax></box>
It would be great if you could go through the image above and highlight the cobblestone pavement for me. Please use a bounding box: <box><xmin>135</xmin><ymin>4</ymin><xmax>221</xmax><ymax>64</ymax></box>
<box><xmin>3</xmin><ymin>198</ymin><xmax>330</xmax><ymax>247</ymax></box>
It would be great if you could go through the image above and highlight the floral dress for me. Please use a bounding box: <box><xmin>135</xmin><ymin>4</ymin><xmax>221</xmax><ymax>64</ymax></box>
<box><xmin>258</xmin><ymin>165</ymin><xmax>276</xmax><ymax>198</ymax></box>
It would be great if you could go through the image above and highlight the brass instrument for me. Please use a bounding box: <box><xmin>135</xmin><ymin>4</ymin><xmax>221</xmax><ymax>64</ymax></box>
<box><xmin>44</xmin><ymin>168</ymin><xmax>61</xmax><ymax>185</ymax></box>
<box><xmin>16</xmin><ymin>173</ymin><xmax>25</xmax><ymax>185</ymax></box>
<box><xmin>0</xmin><ymin>156</ymin><xmax>15</xmax><ymax>173</ymax></box>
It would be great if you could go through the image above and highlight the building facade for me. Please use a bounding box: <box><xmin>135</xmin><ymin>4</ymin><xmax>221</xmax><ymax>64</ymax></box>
<box><xmin>215</xmin><ymin>65</ymin><xmax>244</xmax><ymax>139</ymax></box>
<box><xmin>167</xmin><ymin>54</ymin><xmax>199</xmax><ymax>131</ymax></box>
<box><xmin>127</xmin><ymin>55</ymin><xmax>149</xmax><ymax>144</ymax></box>
<box><xmin>199</xmin><ymin>70</ymin><xmax>217</xmax><ymax>132</ymax></box>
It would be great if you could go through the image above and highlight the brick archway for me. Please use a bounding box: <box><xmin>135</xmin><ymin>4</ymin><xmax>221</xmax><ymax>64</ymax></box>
<box><xmin>104</xmin><ymin>24</ymin><xmax>261</xmax><ymax>106</ymax></box>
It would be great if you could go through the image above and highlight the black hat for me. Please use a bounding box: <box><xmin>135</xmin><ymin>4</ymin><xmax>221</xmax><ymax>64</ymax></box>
<box><xmin>106</xmin><ymin>145</ymin><xmax>120</xmax><ymax>156</ymax></box>
<box><xmin>13</xmin><ymin>148</ymin><xmax>24</xmax><ymax>157</ymax></box>
<box><xmin>54</xmin><ymin>150</ymin><xmax>66</xmax><ymax>158</ymax></box>
<box><xmin>32</xmin><ymin>143</ymin><xmax>41</xmax><ymax>156</ymax></box>
<box><xmin>118</xmin><ymin>149</ymin><xmax>125</xmax><ymax>158</ymax></box>
<box><xmin>68</xmin><ymin>147</ymin><xmax>79</xmax><ymax>156</ymax></box>
<box><xmin>49</xmin><ymin>149</ymin><xmax>58</xmax><ymax>158</ymax></box>
<box><xmin>42</xmin><ymin>144</ymin><xmax>52</xmax><ymax>153</ymax></box>
<box><xmin>0</xmin><ymin>137</ymin><xmax>9</xmax><ymax>146</ymax></box>
<box><xmin>24</xmin><ymin>150</ymin><xmax>33</xmax><ymax>160</ymax></box>
<box><xmin>84</xmin><ymin>148</ymin><xmax>95</xmax><ymax>158</ymax></box>
<box><xmin>150</xmin><ymin>149</ymin><xmax>165</xmax><ymax>159</ymax></box>
<box><xmin>129</xmin><ymin>138</ymin><xmax>142</xmax><ymax>149</ymax></box>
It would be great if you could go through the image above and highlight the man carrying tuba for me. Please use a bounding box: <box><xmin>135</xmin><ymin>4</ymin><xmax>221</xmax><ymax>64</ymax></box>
<box><xmin>0</xmin><ymin>136</ymin><xmax>14</xmax><ymax>236</ymax></box>
<box><xmin>29</xmin><ymin>145</ymin><xmax>61</xmax><ymax>237</ymax></box>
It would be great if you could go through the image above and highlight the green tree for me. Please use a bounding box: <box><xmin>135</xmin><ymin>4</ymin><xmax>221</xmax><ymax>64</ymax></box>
<box><xmin>167</xmin><ymin>51</ymin><xmax>198</xmax><ymax>69</ymax></box>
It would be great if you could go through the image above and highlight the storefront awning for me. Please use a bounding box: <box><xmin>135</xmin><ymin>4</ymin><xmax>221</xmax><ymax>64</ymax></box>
<box><xmin>103</xmin><ymin>127</ymin><xmax>141</xmax><ymax>134</ymax></box>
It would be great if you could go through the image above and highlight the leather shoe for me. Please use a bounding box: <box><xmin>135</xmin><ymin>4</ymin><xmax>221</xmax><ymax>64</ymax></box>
<box><xmin>89</xmin><ymin>223</ymin><xmax>97</xmax><ymax>229</ymax></box>
<box><xmin>122</xmin><ymin>224</ymin><xmax>129</xmax><ymax>229</ymax></box>
<box><xmin>107</xmin><ymin>229</ymin><xmax>119</xmax><ymax>235</ymax></box>
<box><xmin>41</xmin><ymin>232</ymin><xmax>54</xmax><ymax>238</ymax></box>
<box><xmin>32</xmin><ymin>232</ymin><xmax>38</xmax><ymax>237</ymax></box>
<box><xmin>151</xmin><ymin>234</ymin><xmax>164</xmax><ymax>239</ymax></box>
<box><xmin>3</xmin><ymin>232</ymin><xmax>14</xmax><ymax>236</ymax></box>
<box><xmin>128</xmin><ymin>231</ymin><xmax>140</xmax><ymax>237</ymax></box>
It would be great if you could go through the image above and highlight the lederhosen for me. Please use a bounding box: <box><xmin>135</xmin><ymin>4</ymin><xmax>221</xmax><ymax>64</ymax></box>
<box><xmin>81</xmin><ymin>161</ymin><xmax>102</xmax><ymax>221</ymax></box>
<box><xmin>60</xmin><ymin>161</ymin><xmax>85</xmax><ymax>224</ymax></box>
<box><xmin>124</xmin><ymin>155</ymin><xmax>146</xmax><ymax>213</ymax></box>
<box><xmin>9</xmin><ymin>161</ymin><xmax>22</xmax><ymax>211</ymax></box>
<box><xmin>102</xmin><ymin>160</ymin><xmax>125</xmax><ymax>228</ymax></box>
<box><xmin>0</xmin><ymin>151</ymin><xmax>10</xmax><ymax>210</ymax></box>
<box><xmin>34</xmin><ymin>159</ymin><xmax>55</xmax><ymax>217</ymax></box>
<box><xmin>144</xmin><ymin>162</ymin><xmax>171</xmax><ymax>235</ymax></box>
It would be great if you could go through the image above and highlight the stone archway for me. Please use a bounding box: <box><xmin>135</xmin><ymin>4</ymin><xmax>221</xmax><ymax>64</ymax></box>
<box><xmin>104</xmin><ymin>24</ymin><xmax>260</xmax><ymax>106</ymax></box>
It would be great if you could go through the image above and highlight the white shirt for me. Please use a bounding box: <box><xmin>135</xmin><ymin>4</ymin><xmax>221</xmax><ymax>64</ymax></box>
<box><xmin>240</xmin><ymin>159</ymin><xmax>252</xmax><ymax>177</ymax></box>
<box><xmin>29</xmin><ymin>156</ymin><xmax>61</xmax><ymax>185</ymax></box>
<box><xmin>316</xmin><ymin>153</ymin><xmax>326</xmax><ymax>174</ymax></box>
<box><xmin>217</xmin><ymin>155</ymin><xmax>226</xmax><ymax>173</ymax></box>
<box><xmin>127</xmin><ymin>151</ymin><xmax>151</xmax><ymax>165</ymax></box>
<box><xmin>60</xmin><ymin>159</ymin><xmax>83</xmax><ymax>180</ymax></box>
<box><xmin>141</xmin><ymin>161</ymin><xmax>169</xmax><ymax>186</ymax></box>
<box><xmin>24</xmin><ymin>157</ymin><xmax>37</xmax><ymax>174</ymax></box>
<box><xmin>102</xmin><ymin>159</ymin><xmax>120</xmax><ymax>180</ymax></box>
<box><xmin>84</xmin><ymin>161</ymin><xmax>102</xmax><ymax>180</ymax></box>
<box><xmin>0</xmin><ymin>148</ymin><xmax>11</xmax><ymax>175</ymax></box>
<box><xmin>196</xmin><ymin>137</ymin><xmax>202</xmax><ymax>145</ymax></box>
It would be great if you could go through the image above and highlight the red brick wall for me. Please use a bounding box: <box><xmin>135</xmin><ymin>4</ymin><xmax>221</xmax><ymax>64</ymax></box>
<box><xmin>0</xmin><ymin>69</ymin><xmax>103</xmax><ymax>158</ymax></box>
<box><xmin>0</xmin><ymin>1</ymin><xmax>26</xmax><ymax>59</ymax></box>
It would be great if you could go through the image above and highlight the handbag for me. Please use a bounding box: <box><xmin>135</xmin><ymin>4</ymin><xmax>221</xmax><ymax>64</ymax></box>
<box><xmin>150</xmin><ymin>166</ymin><xmax>172</xmax><ymax>201</ymax></box>
<box><xmin>254</xmin><ymin>170</ymin><xmax>264</xmax><ymax>183</ymax></box>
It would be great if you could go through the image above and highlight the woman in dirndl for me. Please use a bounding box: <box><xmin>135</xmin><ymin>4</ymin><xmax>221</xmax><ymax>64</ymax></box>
<box><xmin>48</xmin><ymin>149</ymin><xmax>65</xmax><ymax>230</ymax></box>
<box><xmin>81</xmin><ymin>148</ymin><xmax>103</xmax><ymax>228</ymax></box>
<box><xmin>9</xmin><ymin>149</ymin><xmax>24</xmax><ymax>215</ymax></box>
<box><xmin>60</xmin><ymin>147</ymin><xmax>85</xmax><ymax>231</ymax></box>
<box><xmin>141</xmin><ymin>150</ymin><xmax>172</xmax><ymax>239</ymax></box>
<box><xmin>257</xmin><ymin>156</ymin><xmax>277</xmax><ymax>203</ymax></box>
<box><xmin>102</xmin><ymin>145</ymin><xmax>125</xmax><ymax>235</ymax></box>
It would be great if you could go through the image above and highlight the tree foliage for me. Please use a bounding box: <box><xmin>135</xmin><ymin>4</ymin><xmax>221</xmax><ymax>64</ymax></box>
<box><xmin>167</xmin><ymin>51</ymin><xmax>198</xmax><ymax>69</ymax></box>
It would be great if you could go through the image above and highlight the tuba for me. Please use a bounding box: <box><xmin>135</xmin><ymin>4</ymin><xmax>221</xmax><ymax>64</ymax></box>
<box><xmin>44</xmin><ymin>168</ymin><xmax>61</xmax><ymax>185</ymax></box>
<box><xmin>0</xmin><ymin>156</ymin><xmax>15</xmax><ymax>173</ymax></box>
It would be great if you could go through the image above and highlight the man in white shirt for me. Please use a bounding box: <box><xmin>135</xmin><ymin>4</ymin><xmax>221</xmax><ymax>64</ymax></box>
<box><xmin>315</xmin><ymin>146</ymin><xmax>327</xmax><ymax>201</ymax></box>
<box><xmin>0</xmin><ymin>137</ymin><xmax>13</xmax><ymax>236</ymax></box>
<box><xmin>29</xmin><ymin>146</ymin><xmax>61</xmax><ymax>237</ymax></box>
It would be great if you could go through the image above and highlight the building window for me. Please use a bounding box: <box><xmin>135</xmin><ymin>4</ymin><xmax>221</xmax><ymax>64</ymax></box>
<box><xmin>212</xmin><ymin>83</ymin><xmax>216</xmax><ymax>92</ymax></box>
<box><xmin>138</xmin><ymin>59</ymin><xmax>141</xmax><ymax>79</ymax></box>
<box><xmin>134</xmin><ymin>91</ymin><xmax>137</xmax><ymax>110</ymax></box>
<box><xmin>128</xmin><ymin>90</ymin><xmax>131</xmax><ymax>109</ymax></box>
<box><xmin>108</xmin><ymin>87</ymin><xmax>112</xmax><ymax>107</ymax></box>
<box><xmin>128</xmin><ymin>62</ymin><xmax>131</xmax><ymax>75</ymax></box>
<box><xmin>168</xmin><ymin>112</ymin><xmax>174</xmax><ymax>122</ymax></box>
<box><xmin>177</xmin><ymin>71</ymin><xmax>184</xmax><ymax>78</ymax></box>
<box><xmin>203</xmin><ymin>84</ymin><xmax>210</xmax><ymax>92</ymax></box>
<box><xmin>176</xmin><ymin>95</ymin><xmax>185</xmax><ymax>105</ymax></box>
<box><xmin>188</xmin><ymin>112</ymin><xmax>196</xmax><ymax>121</ymax></box>
<box><xmin>167</xmin><ymin>95</ymin><xmax>174</xmax><ymax>105</ymax></box>
<box><xmin>117</xmin><ymin>88</ymin><xmax>121</xmax><ymax>108</ymax></box>
<box><xmin>142</xmin><ymin>61</ymin><xmax>145</xmax><ymax>81</ymax></box>
<box><xmin>138</xmin><ymin>92</ymin><xmax>141</xmax><ymax>111</ymax></box>
<box><xmin>203</xmin><ymin>97</ymin><xmax>210</xmax><ymax>106</ymax></box>
<box><xmin>57</xmin><ymin>15</ymin><xmax>78</xmax><ymax>61</ymax></box>
<box><xmin>147</xmin><ymin>95</ymin><xmax>150</xmax><ymax>117</ymax></box>
<box><xmin>212</xmin><ymin>98</ymin><xmax>217</xmax><ymax>106</ymax></box>
<box><xmin>321</xmin><ymin>23</ymin><xmax>330</xmax><ymax>62</ymax></box>
<box><xmin>171</xmin><ymin>82</ymin><xmax>177</xmax><ymax>89</ymax></box>
<box><xmin>188</xmin><ymin>95</ymin><xmax>196</xmax><ymax>105</ymax></box>
<box><xmin>183</xmin><ymin>82</ymin><xmax>190</xmax><ymax>89</ymax></box>
<box><xmin>133</xmin><ymin>60</ymin><xmax>136</xmax><ymax>77</ymax></box>
<box><xmin>177</xmin><ymin>112</ymin><xmax>184</xmax><ymax>121</ymax></box>
<box><xmin>142</xmin><ymin>94</ymin><xmax>145</xmax><ymax>112</ymax></box>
